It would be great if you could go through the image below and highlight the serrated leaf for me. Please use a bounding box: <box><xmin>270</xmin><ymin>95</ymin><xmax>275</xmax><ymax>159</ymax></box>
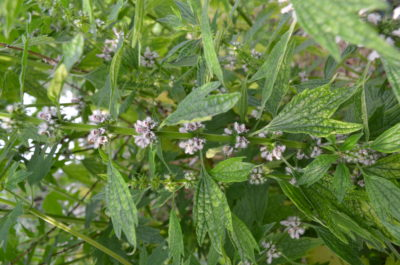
<box><xmin>255</xmin><ymin>84</ymin><xmax>363</xmax><ymax>137</ymax></box>
<box><xmin>249</xmin><ymin>22</ymin><xmax>295</xmax><ymax>117</ymax></box>
<box><xmin>364</xmin><ymin>173</ymin><xmax>400</xmax><ymax>222</ymax></box>
<box><xmin>339</xmin><ymin>133</ymin><xmax>363</xmax><ymax>151</ymax></box>
<box><xmin>168</xmin><ymin>210</ymin><xmax>184</xmax><ymax>263</ymax></box>
<box><xmin>48</xmin><ymin>64</ymin><xmax>68</xmax><ymax>103</ymax></box>
<box><xmin>27</xmin><ymin>145</ymin><xmax>57</xmax><ymax>185</ymax></box>
<box><xmin>370</xmin><ymin>123</ymin><xmax>400</xmax><ymax>153</ymax></box>
<box><xmin>105</xmin><ymin>162</ymin><xmax>138</xmax><ymax>246</ymax></box>
<box><xmin>131</xmin><ymin>0</ymin><xmax>144</xmax><ymax>48</ymax></box>
<box><xmin>163</xmin><ymin>82</ymin><xmax>240</xmax><ymax>126</ymax></box>
<box><xmin>291</xmin><ymin>0</ymin><xmax>400</xmax><ymax>62</ymax></box>
<box><xmin>193</xmin><ymin>169</ymin><xmax>232</xmax><ymax>254</ymax></box>
<box><xmin>315</xmin><ymin>226</ymin><xmax>364</xmax><ymax>265</ymax></box>
<box><xmin>63</xmin><ymin>33</ymin><xmax>84</xmax><ymax>71</ymax></box>
<box><xmin>229</xmin><ymin>214</ymin><xmax>259</xmax><ymax>263</ymax></box>
<box><xmin>0</xmin><ymin>202</ymin><xmax>23</xmax><ymax>250</ymax></box>
<box><xmin>278</xmin><ymin>180</ymin><xmax>314</xmax><ymax>218</ymax></box>
<box><xmin>364</xmin><ymin>154</ymin><xmax>400</xmax><ymax>179</ymax></box>
<box><xmin>199</xmin><ymin>0</ymin><xmax>224</xmax><ymax>84</ymax></box>
<box><xmin>332</xmin><ymin>163</ymin><xmax>352</xmax><ymax>202</ymax></box>
<box><xmin>210</xmin><ymin>157</ymin><xmax>254</xmax><ymax>183</ymax></box>
<box><xmin>298</xmin><ymin>154</ymin><xmax>338</xmax><ymax>186</ymax></box>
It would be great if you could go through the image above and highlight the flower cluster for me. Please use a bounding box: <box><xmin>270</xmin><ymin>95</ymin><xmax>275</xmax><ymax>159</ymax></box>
<box><xmin>280</xmin><ymin>216</ymin><xmax>306</xmax><ymax>239</ymax></box>
<box><xmin>87</xmin><ymin>128</ymin><xmax>108</xmax><ymax>148</ymax></box>
<box><xmin>342</xmin><ymin>147</ymin><xmax>380</xmax><ymax>166</ymax></box>
<box><xmin>179</xmin><ymin>138</ymin><xmax>206</xmax><ymax>155</ymax></box>
<box><xmin>179</xmin><ymin>122</ymin><xmax>204</xmax><ymax>133</ymax></box>
<box><xmin>262</xmin><ymin>241</ymin><xmax>281</xmax><ymax>264</ymax></box>
<box><xmin>134</xmin><ymin>117</ymin><xmax>158</xmax><ymax>148</ymax></box>
<box><xmin>223</xmin><ymin>122</ymin><xmax>250</xmax><ymax>156</ymax></box>
<box><xmin>89</xmin><ymin>109</ymin><xmax>108</xmax><ymax>124</ymax></box>
<box><xmin>141</xmin><ymin>47</ymin><xmax>159</xmax><ymax>67</ymax></box>
<box><xmin>260</xmin><ymin>144</ymin><xmax>286</xmax><ymax>161</ymax></box>
<box><xmin>249</xmin><ymin>167</ymin><xmax>266</xmax><ymax>185</ymax></box>
<box><xmin>37</xmin><ymin>106</ymin><xmax>57</xmax><ymax>136</ymax></box>
<box><xmin>184</xmin><ymin>171</ymin><xmax>197</xmax><ymax>189</ymax></box>
<box><xmin>97</xmin><ymin>28</ymin><xmax>124</xmax><ymax>61</ymax></box>
<box><xmin>178</xmin><ymin>122</ymin><xmax>206</xmax><ymax>155</ymax></box>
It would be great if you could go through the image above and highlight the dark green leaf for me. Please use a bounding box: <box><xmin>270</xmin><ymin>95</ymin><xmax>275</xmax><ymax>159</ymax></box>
<box><xmin>210</xmin><ymin>157</ymin><xmax>254</xmax><ymax>183</ymax></box>
<box><xmin>298</xmin><ymin>154</ymin><xmax>338</xmax><ymax>186</ymax></box>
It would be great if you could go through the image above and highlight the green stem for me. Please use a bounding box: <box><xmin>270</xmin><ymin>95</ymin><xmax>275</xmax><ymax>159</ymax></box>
<box><xmin>0</xmin><ymin>112</ymin><xmax>306</xmax><ymax>148</ymax></box>
<box><xmin>2</xmin><ymin>193</ymin><xmax>132</xmax><ymax>265</ymax></box>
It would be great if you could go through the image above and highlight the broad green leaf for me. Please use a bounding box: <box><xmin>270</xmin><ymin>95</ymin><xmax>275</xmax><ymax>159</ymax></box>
<box><xmin>364</xmin><ymin>173</ymin><xmax>400</xmax><ymax>222</ymax></box>
<box><xmin>105</xmin><ymin>162</ymin><xmax>138</xmax><ymax>246</ymax></box>
<box><xmin>199</xmin><ymin>0</ymin><xmax>224</xmax><ymax>84</ymax></box>
<box><xmin>27</xmin><ymin>145</ymin><xmax>57</xmax><ymax>185</ymax></box>
<box><xmin>193</xmin><ymin>169</ymin><xmax>232</xmax><ymax>254</ymax></box>
<box><xmin>229</xmin><ymin>214</ymin><xmax>259</xmax><ymax>263</ymax></box>
<box><xmin>63</xmin><ymin>33</ymin><xmax>84</xmax><ymax>71</ymax></box>
<box><xmin>291</xmin><ymin>0</ymin><xmax>400</xmax><ymax>62</ymax></box>
<box><xmin>364</xmin><ymin>154</ymin><xmax>400</xmax><ymax>179</ymax></box>
<box><xmin>168</xmin><ymin>210</ymin><xmax>184</xmax><ymax>263</ymax></box>
<box><xmin>163</xmin><ymin>82</ymin><xmax>240</xmax><ymax>126</ymax></box>
<box><xmin>370</xmin><ymin>123</ymin><xmax>400</xmax><ymax>153</ymax></box>
<box><xmin>298</xmin><ymin>154</ymin><xmax>338</xmax><ymax>186</ymax></box>
<box><xmin>249</xmin><ymin>22</ymin><xmax>295</xmax><ymax>117</ymax></box>
<box><xmin>0</xmin><ymin>202</ymin><xmax>23</xmax><ymax>250</ymax></box>
<box><xmin>210</xmin><ymin>157</ymin><xmax>254</xmax><ymax>183</ymax></box>
<box><xmin>255</xmin><ymin>84</ymin><xmax>363</xmax><ymax>137</ymax></box>
<box><xmin>48</xmin><ymin>64</ymin><xmax>68</xmax><ymax>103</ymax></box>
<box><xmin>315</xmin><ymin>226</ymin><xmax>364</xmax><ymax>265</ymax></box>
<box><xmin>131</xmin><ymin>0</ymin><xmax>144</xmax><ymax>48</ymax></box>
<box><xmin>332</xmin><ymin>163</ymin><xmax>352</xmax><ymax>203</ymax></box>
<box><xmin>382</xmin><ymin>59</ymin><xmax>400</xmax><ymax>105</ymax></box>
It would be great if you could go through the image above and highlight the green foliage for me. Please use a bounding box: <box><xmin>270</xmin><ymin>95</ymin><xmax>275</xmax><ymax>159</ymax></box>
<box><xmin>1</xmin><ymin>0</ymin><xmax>400</xmax><ymax>264</ymax></box>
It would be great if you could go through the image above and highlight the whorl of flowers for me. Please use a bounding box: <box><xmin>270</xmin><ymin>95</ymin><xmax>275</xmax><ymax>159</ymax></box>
<box><xmin>87</xmin><ymin>128</ymin><xmax>108</xmax><ymax>148</ymax></box>
<box><xmin>223</xmin><ymin>122</ymin><xmax>250</xmax><ymax>155</ymax></box>
<box><xmin>260</xmin><ymin>144</ymin><xmax>286</xmax><ymax>161</ymax></box>
<box><xmin>37</xmin><ymin>106</ymin><xmax>57</xmax><ymax>136</ymax></box>
<box><xmin>262</xmin><ymin>241</ymin><xmax>281</xmax><ymax>264</ymax></box>
<box><xmin>134</xmin><ymin>117</ymin><xmax>158</xmax><ymax>148</ymax></box>
<box><xmin>141</xmin><ymin>47</ymin><xmax>159</xmax><ymax>68</ymax></box>
<box><xmin>249</xmin><ymin>167</ymin><xmax>266</xmax><ymax>185</ymax></box>
<box><xmin>280</xmin><ymin>216</ymin><xmax>306</xmax><ymax>239</ymax></box>
<box><xmin>178</xmin><ymin>122</ymin><xmax>206</xmax><ymax>155</ymax></box>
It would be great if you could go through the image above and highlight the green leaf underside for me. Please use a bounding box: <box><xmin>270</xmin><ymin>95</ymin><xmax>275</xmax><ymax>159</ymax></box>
<box><xmin>193</xmin><ymin>170</ymin><xmax>232</xmax><ymax>254</ymax></box>
<box><xmin>291</xmin><ymin>0</ymin><xmax>400</xmax><ymax>63</ymax></box>
<box><xmin>63</xmin><ymin>33</ymin><xmax>84</xmax><ymax>71</ymax></box>
<box><xmin>47</xmin><ymin>64</ymin><xmax>68</xmax><ymax>103</ymax></box>
<box><xmin>105</xmin><ymin>162</ymin><xmax>138</xmax><ymax>247</ymax></box>
<box><xmin>298</xmin><ymin>154</ymin><xmax>338</xmax><ymax>186</ymax></box>
<box><xmin>257</xmin><ymin>84</ymin><xmax>363</xmax><ymax>136</ymax></box>
<box><xmin>370</xmin><ymin>123</ymin><xmax>400</xmax><ymax>153</ymax></box>
<box><xmin>168</xmin><ymin>210</ymin><xmax>184</xmax><ymax>263</ymax></box>
<box><xmin>164</xmin><ymin>82</ymin><xmax>240</xmax><ymax>126</ymax></box>
<box><xmin>210</xmin><ymin>157</ymin><xmax>254</xmax><ymax>183</ymax></box>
